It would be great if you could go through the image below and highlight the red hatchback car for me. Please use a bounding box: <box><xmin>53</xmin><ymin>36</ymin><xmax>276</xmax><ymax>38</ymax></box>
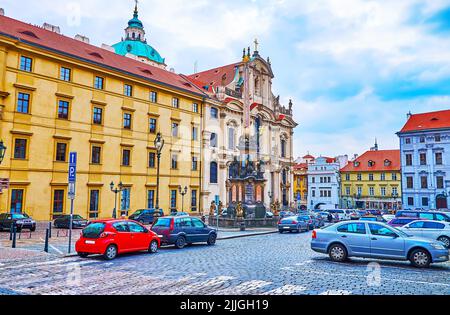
<box><xmin>75</xmin><ymin>219</ymin><xmax>161</xmax><ymax>260</ymax></box>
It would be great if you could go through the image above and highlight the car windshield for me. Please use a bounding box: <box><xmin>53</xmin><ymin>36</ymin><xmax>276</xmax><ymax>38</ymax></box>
<box><xmin>391</xmin><ymin>227</ymin><xmax>410</xmax><ymax>238</ymax></box>
<box><xmin>82</xmin><ymin>223</ymin><xmax>105</xmax><ymax>239</ymax></box>
<box><xmin>73</xmin><ymin>215</ymin><xmax>83</xmax><ymax>220</ymax></box>
<box><xmin>133</xmin><ymin>210</ymin><xmax>144</xmax><ymax>215</ymax></box>
<box><xmin>12</xmin><ymin>214</ymin><xmax>29</xmax><ymax>219</ymax></box>
<box><xmin>153</xmin><ymin>218</ymin><xmax>171</xmax><ymax>227</ymax></box>
<box><xmin>299</xmin><ymin>216</ymin><xmax>310</xmax><ymax>220</ymax></box>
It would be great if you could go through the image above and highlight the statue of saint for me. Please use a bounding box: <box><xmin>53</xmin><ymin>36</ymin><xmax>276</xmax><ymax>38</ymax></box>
<box><xmin>236</xmin><ymin>202</ymin><xmax>244</xmax><ymax>219</ymax></box>
<box><xmin>209</xmin><ymin>201</ymin><xmax>216</xmax><ymax>216</ymax></box>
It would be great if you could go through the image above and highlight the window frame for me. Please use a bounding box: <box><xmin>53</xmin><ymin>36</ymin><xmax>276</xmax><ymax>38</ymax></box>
<box><xmin>60</xmin><ymin>66</ymin><xmax>72</xmax><ymax>82</ymax></box>
<box><xmin>20</xmin><ymin>56</ymin><xmax>33</xmax><ymax>72</ymax></box>
<box><xmin>16</xmin><ymin>91</ymin><xmax>31</xmax><ymax>114</ymax></box>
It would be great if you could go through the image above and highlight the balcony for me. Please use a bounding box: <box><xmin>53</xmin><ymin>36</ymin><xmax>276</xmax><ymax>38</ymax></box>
<box><xmin>225</xmin><ymin>87</ymin><xmax>242</xmax><ymax>99</ymax></box>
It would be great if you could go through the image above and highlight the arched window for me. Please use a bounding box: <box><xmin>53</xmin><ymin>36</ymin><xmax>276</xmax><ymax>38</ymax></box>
<box><xmin>281</xmin><ymin>139</ymin><xmax>286</xmax><ymax>158</ymax></box>
<box><xmin>228</xmin><ymin>127</ymin><xmax>235</xmax><ymax>150</ymax></box>
<box><xmin>282</xmin><ymin>169</ymin><xmax>288</xmax><ymax>185</ymax></box>
<box><xmin>210</xmin><ymin>133</ymin><xmax>218</xmax><ymax>148</ymax></box>
<box><xmin>210</xmin><ymin>162</ymin><xmax>218</xmax><ymax>184</ymax></box>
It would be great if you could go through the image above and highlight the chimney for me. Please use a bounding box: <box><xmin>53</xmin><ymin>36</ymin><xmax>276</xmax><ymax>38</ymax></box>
<box><xmin>74</xmin><ymin>34</ymin><xmax>90</xmax><ymax>44</ymax></box>
<box><xmin>170</xmin><ymin>68</ymin><xmax>175</xmax><ymax>73</ymax></box>
<box><xmin>42</xmin><ymin>23</ymin><xmax>61</xmax><ymax>34</ymax></box>
<box><xmin>353</xmin><ymin>154</ymin><xmax>359</xmax><ymax>161</ymax></box>
<box><xmin>101</xmin><ymin>44</ymin><xmax>115</xmax><ymax>52</ymax></box>
<box><xmin>407</xmin><ymin>111</ymin><xmax>412</xmax><ymax>120</ymax></box>
<box><xmin>0</xmin><ymin>8</ymin><xmax>5</xmax><ymax>16</ymax></box>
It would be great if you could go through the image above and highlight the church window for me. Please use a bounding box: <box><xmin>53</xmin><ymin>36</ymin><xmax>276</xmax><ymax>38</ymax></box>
<box><xmin>210</xmin><ymin>162</ymin><xmax>218</xmax><ymax>184</ymax></box>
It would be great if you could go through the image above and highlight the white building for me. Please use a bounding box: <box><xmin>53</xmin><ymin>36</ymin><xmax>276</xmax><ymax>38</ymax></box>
<box><xmin>307</xmin><ymin>156</ymin><xmax>348</xmax><ymax>210</ymax></box>
<box><xmin>186</xmin><ymin>47</ymin><xmax>298</xmax><ymax>213</ymax></box>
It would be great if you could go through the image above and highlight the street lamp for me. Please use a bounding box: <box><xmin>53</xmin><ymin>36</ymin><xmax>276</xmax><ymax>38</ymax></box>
<box><xmin>392</xmin><ymin>192</ymin><xmax>399</xmax><ymax>211</ymax></box>
<box><xmin>110</xmin><ymin>181</ymin><xmax>124</xmax><ymax>219</ymax></box>
<box><xmin>154</xmin><ymin>132</ymin><xmax>165</xmax><ymax>210</ymax></box>
<box><xmin>0</xmin><ymin>140</ymin><xmax>6</xmax><ymax>165</ymax></box>
<box><xmin>178</xmin><ymin>186</ymin><xmax>188</xmax><ymax>213</ymax></box>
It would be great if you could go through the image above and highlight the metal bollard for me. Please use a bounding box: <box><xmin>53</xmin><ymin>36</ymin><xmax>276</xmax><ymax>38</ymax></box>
<box><xmin>12</xmin><ymin>224</ymin><xmax>17</xmax><ymax>248</ymax></box>
<box><xmin>44</xmin><ymin>228</ymin><xmax>49</xmax><ymax>253</ymax></box>
<box><xmin>9</xmin><ymin>223</ymin><xmax>13</xmax><ymax>241</ymax></box>
<box><xmin>48</xmin><ymin>222</ymin><xmax>52</xmax><ymax>239</ymax></box>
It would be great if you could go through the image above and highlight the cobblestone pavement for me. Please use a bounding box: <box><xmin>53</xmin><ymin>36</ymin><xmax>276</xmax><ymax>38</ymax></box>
<box><xmin>0</xmin><ymin>231</ymin><xmax>449</xmax><ymax>295</ymax></box>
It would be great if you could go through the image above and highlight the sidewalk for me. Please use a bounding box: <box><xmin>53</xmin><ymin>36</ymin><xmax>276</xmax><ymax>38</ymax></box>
<box><xmin>211</xmin><ymin>227</ymin><xmax>278</xmax><ymax>240</ymax></box>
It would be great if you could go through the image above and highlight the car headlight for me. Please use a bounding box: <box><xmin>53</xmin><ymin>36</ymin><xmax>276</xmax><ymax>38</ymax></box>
<box><xmin>431</xmin><ymin>243</ymin><xmax>446</xmax><ymax>250</ymax></box>
<box><xmin>16</xmin><ymin>220</ymin><xmax>24</xmax><ymax>224</ymax></box>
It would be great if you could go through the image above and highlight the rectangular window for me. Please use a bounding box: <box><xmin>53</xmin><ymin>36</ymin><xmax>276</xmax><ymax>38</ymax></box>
<box><xmin>17</xmin><ymin>92</ymin><xmax>30</xmax><ymax>113</ymax></box>
<box><xmin>147</xmin><ymin>190</ymin><xmax>155</xmax><ymax>209</ymax></box>
<box><xmin>405</xmin><ymin>138</ymin><xmax>411</xmax><ymax>144</ymax></box>
<box><xmin>357</xmin><ymin>174</ymin><xmax>362</xmax><ymax>181</ymax></box>
<box><xmin>380</xmin><ymin>173</ymin><xmax>386</xmax><ymax>181</ymax></box>
<box><xmin>408</xmin><ymin>197</ymin><xmax>414</xmax><ymax>206</ymax></box>
<box><xmin>369</xmin><ymin>187</ymin><xmax>375</xmax><ymax>196</ymax></box>
<box><xmin>10</xmin><ymin>189</ymin><xmax>24</xmax><ymax>213</ymax></box>
<box><xmin>381</xmin><ymin>187</ymin><xmax>386</xmax><ymax>196</ymax></box>
<box><xmin>120</xmin><ymin>188</ymin><xmax>131</xmax><ymax>216</ymax></box>
<box><xmin>406</xmin><ymin>176</ymin><xmax>414</xmax><ymax>189</ymax></box>
<box><xmin>58</xmin><ymin>100</ymin><xmax>70</xmax><ymax>119</ymax></box>
<box><xmin>124</xmin><ymin>84</ymin><xmax>133</xmax><ymax>97</ymax></box>
<box><xmin>91</xmin><ymin>146</ymin><xmax>101</xmax><ymax>164</ymax></box>
<box><xmin>435</xmin><ymin>134</ymin><xmax>441</xmax><ymax>142</ymax></box>
<box><xmin>357</xmin><ymin>187</ymin><xmax>362</xmax><ymax>195</ymax></box>
<box><xmin>193</xmin><ymin>103</ymin><xmax>199</xmax><ymax>113</ymax></box>
<box><xmin>210</xmin><ymin>133</ymin><xmax>218</xmax><ymax>148</ymax></box>
<box><xmin>392</xmin><ymin>187</ymin><xmax>398</xmax><ymax>195</ymax></box>
<box><xmin>191</xmin><ymin>190</ymin><xmax>197</xmax><ymax>211</ymax></box>
<box><xmin>60</xmin><ymin>67</ymin><xmax>71</xmax><ymax>81</ymax></box>
<box><xmin>345</xmin><ymin>174</ymin><xmax>350</xmax><ymax>181</ymax></box>
<box><xmin>172</xmin><ymin>122</ymin><xmax>179</xmax><ymax>137</ymax></box>
<box><xmin>148</xmin><ymin>152</ymin><xmax>156</xmax><ymax>168</ymax></box>
<box><xmin>171</xmin><ymin>154</ymin><xmax>178</xmax><ymax>169</ymax></box>
<box><xmin>123</xmin><ymin>113</ymin><xmax>132</xmax><ymax>129</ymax></box>
<box><xmin>281</xmin><ymin>139</ymin><xmax>286</xmax><ymax>158</ymax></box>
<box><xmin>20</xmin><ymin>56</ymin><xmax>32</xmax><ymax>72</ymax></box>
<box><xmin>192</xmin><ymin>126</ymin><xmax>198</xmax><ymax>141</ymax></box>
<box><xmin>405</xmin><ymin>154</ymin><xmax>413</xmax><ymax>166</ymax></box>
<box><xmin>211</xmin><ymin>107</ymin><xmax>218</xmax><ymax>119</ymax></box>
<box><xmin>420</xmin><ymin>153</ymin><xmax>427</xmax><ymax>166</ymax></box>
<box><xmin>14</xmin><ymin>139</ymin><xmax>27</xmax><ymax>159</ymax></box>
<box><xmin>435</xmin><ymin>152</ymin><xmax>443</xmax><ymax>165</ymax></box>
<box><xmin>437</xmin><ymin>176</ymin><xmax>444</xmax><ymax>189</ymax></box>
<box><xmin>228</xmin><ymin>128</ymin><xmax>235</xmax><ymax>150</ymax></box>
<box><xmin>150</xmin><ymin>91</ymin><xmax>157</xmax><ymax>103</ymax></box>
<box><xmin>369</xmin><ymin>174</ymin><xmax>374</xmax><ymax>181</ymax></box>
<box><xmin>421</xmin><ymin>176</ymin><xmax>428</xmax><ymax>189</ymax></box>
<box><xmin>172</xmin><ymin>97</ymin><xmax>179</xmax><ymax>108</ymax></box>
<box><xmin>89</xmin><ymin>190</ymin><xmax>100</xmax><ymax>219</ymax></box>
<box><xmin>93</xmin><ymin>107</ymin><xmax>103</xmax><ymax>125</ymax></box>
<box><xmin>192</xmin><ymin>156</ymin><xmax>198</xmax><ymax>171</ymax></box>
<box><xmin>55</xmin><ymin>143</ymin><xmax>67</xmax><ymax>162</ymax></box>
<box><xmin>53</xmin><ymin>190</ymin><xmax>65</xmax><ymax>214</ymax></box>
<box><xmin>345</xmin><ymin>187</ymin><xmax>351</xmax><ymax>195</ymax></box>
<box><xmin>422</xmin><ymin>197</ymin><xmax>429</xmax><ymax>207</ymax></box>
<box><xmin>392</xmin><ymin>173</ymin><xmax>398</xmax><ymax>181</ymax></box>
<box><xmin>149</xmin><ymin>118</ymin><xmax>157</xmax><ymax>134</ymax></box>
<box><xmin>122</xmin><ymin>149</ymin><xmax>131</xmax><ymax>166</ymax></box>
<box><xmin>170</xmin><ymin>190</ymin><xmax>177</xmax><ymax>209</ymax></box>
<box><xmin>94</xmin><ymin>76</ymin><xmax>104</xmax><ymax>89</ymax></box>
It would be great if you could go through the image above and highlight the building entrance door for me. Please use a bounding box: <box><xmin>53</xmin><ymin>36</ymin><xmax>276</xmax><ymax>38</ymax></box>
<box><xmin>436</xmin><ymin>195</ymin><xmax>448</xmax><ymax>209</ymax></box>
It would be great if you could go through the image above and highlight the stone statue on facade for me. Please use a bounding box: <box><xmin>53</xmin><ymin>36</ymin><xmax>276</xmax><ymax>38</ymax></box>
<box><xmin>209</xmin><ymin>201</ymin><xmax>216</xmax><ymax>216</ymax></box>
<box><xmin>235</xmin><ymin>202</ymin><xmax>244</xmax><ymax>219</ymax></box>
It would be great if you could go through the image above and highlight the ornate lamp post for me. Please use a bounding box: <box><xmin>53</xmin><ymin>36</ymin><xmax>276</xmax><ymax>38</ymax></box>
<box><xmin>354</xmin><ymin>193</ymin><xmax>362</xmax><ymax>209</ymax></box>
<box><xmin>110</xmin><ymin>181</ymin><xmax>124</xmax><ymax>219</ymax></box>
<box><xmin>0</xmin><ymin>140</ymin><xmax>6</xmax><ymax>165</ymax></box>
<box><xmin>392</xmin><ymin>192</ymin><xmax>399</xmax><ymax>211</ymax></box>
<box><xmin>178</xmin><ymin>186</ymin><xmax>188</xmax><ymax>213</ymax></box>
<box><xmin>154</xmin><ymin>132</ymin><xmax>165</xmax><ymax>210</ymax></box>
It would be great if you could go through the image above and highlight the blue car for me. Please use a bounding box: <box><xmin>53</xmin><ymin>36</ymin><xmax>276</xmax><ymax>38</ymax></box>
<box><xmin>278</xmin><ymin>216</ymin><xmax>309</xmax><ymax>233</ymax></box>
<box><xmin>311</xmin><ymin>221</ymin><xmax>449</xmax><ymax>268</ymax></box>
<box><xmin>151</xmin><ymin>216</ymin><xmax>217</xmax><ymax>249</ymax></box>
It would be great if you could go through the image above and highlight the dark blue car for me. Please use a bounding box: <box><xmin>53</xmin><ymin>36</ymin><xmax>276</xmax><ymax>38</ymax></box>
<box><xmin>151</xmin><ymin>216</ymin><xmax>217</xmax><ymax>249</ymax></box>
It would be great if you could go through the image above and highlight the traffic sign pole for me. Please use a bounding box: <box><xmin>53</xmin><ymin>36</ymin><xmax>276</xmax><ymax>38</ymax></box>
<box><xmin>68</xmin><ymin>152</ymin><xmax>77</xmax><ymax>254</ymax></box>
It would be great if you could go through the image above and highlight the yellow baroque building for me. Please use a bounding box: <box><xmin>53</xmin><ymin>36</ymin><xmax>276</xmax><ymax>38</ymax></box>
<box><xmin>340</xmin><ymin>148</ymin><xmax>402</xmax><ymax>210</ymax></box>
<box><xmin>0</xmin><ymin>11</ymin><xmax>205</xmax><ymax>220</ymax></box>
<box><xmin>293</xmin><ymin>162</ymin><xmax>309</xmax><ymax>210</ymax></box>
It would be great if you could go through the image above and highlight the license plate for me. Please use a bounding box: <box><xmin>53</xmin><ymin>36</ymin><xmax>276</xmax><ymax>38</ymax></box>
<box><xmin>283</xmin><ymin>227</ymin><xmax>290</xmax><ymax>229</ymax></box>
<box><xmin>85</xmin><ymin>240</ymin><xmax>95</xmax><ymax>245</ymax></box>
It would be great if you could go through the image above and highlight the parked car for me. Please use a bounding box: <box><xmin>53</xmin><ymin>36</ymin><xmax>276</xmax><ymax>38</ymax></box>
<box><xmin>54</xmin><ymin>215</ymin><xmax>89</xmax><ymax>229</ymax></box>
<box><xmin>382</xmin><ymin>214</ymin><xmax>396</xmax><ymax>222</ymax></box>
<box><xmin>279</xmin><ymin>211</ymin><xmax>295</xmax><ymax>218</ymax></box>
<box><xmin>359</xmin><ymin>215</ymin><xmax>379</xmax><ymax>222</ymax></box>
<box><xmin>151</xmin><ymin>216</ymin><xmax>217</xmax><ymax>249</ymax></box>
<box><xmin>326</xmin><ymin>209</ymin><xmax>346</xmax><ymax>221</ymax></box>
<box><xmin>265</xmin><ymin>211</ymin><xmax>274</xmax><ymax>219</ymax></box>
<box><xmin>312</xmin><ymin>213</ymin><xmax>325</xmax><ymax>227</ymax></box>
<box><xmin>278</xmin><ymin>216</ymin><xmax>308</xmax><ymax>233</ymax></box>
<box><xmin>170</xmin><ymin>211</ymin><xmax>189</xmax><ymax>217</ymax></box>
<box><xmin>311</xmin><ymin>221</ymin><xmax>449</xmax><ymax>268</ymax></box>
<box><xmin>398</xmin><ymin>220</ymin><xmax>450</xmax><ymax>248</ymax></box>
<box><xmin>366</xmin><ymin>210</ymin><xmax>382</xmax><ymax>216</ymax></box>
<box><xmin>318</xmin><ymin>212</ymin><xmax>330</xmax><ymax>220</ymax></box>
<box><xmin>0</xmin><ymin>213</ymin><xmax>36</xmax><ymax>232</ymax></box>
<box><xmin>129</xmin><ymin>209</ymin><xmax>164</xmax><ymax>225</ymax></box>
<box><xmin>395</xmin><ymin>210</ymin><xmax>450</xmax><ymax>222</ymax></box>
<box><xmin>75</xmin><ymin>219</ymin><xmax>161</xmax><ymax>260</ymax></box>
<box><xmin>344</xmin><ymin>209</ymin><xmax>359</xmax><ymax>220</ymax></box>
<box><xmin>388</xmin><ymin>217</ymin><xmax>425</xmax><ymax>228</ymax></box>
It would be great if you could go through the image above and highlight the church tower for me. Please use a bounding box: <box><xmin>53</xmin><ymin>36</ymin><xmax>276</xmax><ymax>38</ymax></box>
<box><xmin>112</xmin><ymin>1</ymin><xmax>166</xmax><ymax>69</ymax></box>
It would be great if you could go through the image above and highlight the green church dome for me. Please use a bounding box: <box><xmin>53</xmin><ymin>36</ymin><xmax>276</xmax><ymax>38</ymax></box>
<box><xmin>112</xmin><ymin>40</ymin><xmax>165</xmax><ymax>65</ymax></box>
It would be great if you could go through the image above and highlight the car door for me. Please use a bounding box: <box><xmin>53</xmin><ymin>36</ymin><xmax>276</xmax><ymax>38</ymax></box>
<box><xmin>403</xmin><ymin>221</ymin><xmax>425</xmax><ymax>237</ymax></box>
<box><xmin>368</xmin><ymin>223</ymin><xmax>405</xmax><ymax>259</ymax></box>
<box><xmin>421</xmin><ymin>222</ymin><xmax>444</xmax><ymax>241</ymax></box>
<box><xmin>112</xmin><ymin>221</ymin><xmax>133</xmax><ymax>253</ymax></box>
<box><xmin>191</xmin><ymin>218</ymin><xmax>210</xmax><ymax>242</ymax></box>
<box><xmin>179</xmin><ymin>218</ymin><xmax>195</xmax><ymax>243</ymax></box>
<box><xmin>336</xmin><ymin>223</ymin><xmax>371</xmax><ymax>257</ymax></box>
<box><xmin>128</xmin><ymin>222</ymin><xmax>150</xmax><ymax>250</ymax></box>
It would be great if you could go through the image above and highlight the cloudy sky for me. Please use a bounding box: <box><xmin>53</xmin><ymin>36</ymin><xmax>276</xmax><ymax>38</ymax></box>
<box><xmin>3</xmin><ymin>0</ymin><xmax>450</xmax><ymax>158</ymax></box>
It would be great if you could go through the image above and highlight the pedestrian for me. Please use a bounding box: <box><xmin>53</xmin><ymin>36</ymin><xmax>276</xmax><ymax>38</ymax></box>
<box><xmin>327</xmin><ymin>213</ymin><xmax>333</xmax><ymax>223</ymax></box>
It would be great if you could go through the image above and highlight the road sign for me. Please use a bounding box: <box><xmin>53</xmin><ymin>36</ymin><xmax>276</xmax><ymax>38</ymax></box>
<box><xmin>68</xmin><ymin>152</ymin><xmax>77</xmax><ymax>183</ymax></box>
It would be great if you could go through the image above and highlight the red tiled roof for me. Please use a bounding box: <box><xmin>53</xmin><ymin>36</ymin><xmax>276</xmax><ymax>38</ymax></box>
<box><xmin>340</xmin><ymin>150</ymin><xmax>400</xmax><ymax>172</ymax></box>
<box><xmin>294</xmin><ymin>163</ymin><xmax>308</xmax><ymax>170</ymax></box>
<box><xmin>323</xmin><ymin>157</ymin><xmax>336</xmax><ymax>163</ymax></box>
<box><xmin>0</xmin><ymin>15</ymin><xmax>205</xmax><ymax>97</ymax></box>
<box><xmin>400</xmin><ymin>109</ymin><xmax>450</xmax><ymax>133</ymax></box>
<box><xmin>188</xmin><ymin>62</ymin><xmax>240</xmax><ymax>89</ymax></box>
<box><xmin>303</xmin><ymin>154</ymin><xmax>315</xmax><ymax>159</ymax></box>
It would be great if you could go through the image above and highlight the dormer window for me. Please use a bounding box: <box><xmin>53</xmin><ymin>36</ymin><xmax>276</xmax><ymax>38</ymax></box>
<box><xmin>368</xmin><ymin>160</ymin><xmax>375</xmax><ymax>167</ymax></box>
<box><xmin>353</xmin><ymin>161</ymin><xmax>360</xmax><ymax>167</ymax></box>
<box><xmin>384</xmin><ymin>159</ymin><xmax>391</xmax><ymax>167</ymax></box>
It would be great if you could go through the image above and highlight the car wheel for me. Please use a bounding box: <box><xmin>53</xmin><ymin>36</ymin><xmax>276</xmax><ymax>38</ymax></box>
<box><xmin>104</xmin><ymin>245</ymin><xmax>118</xmax><ymax>260</ymax></box>
<box><xmin>78</xmin><ymin>252</ymin><xmax>89</xmax><ymax>258</ymax></box>
<box><xmin>207</xmin><ymin>234</ymin><xmax>217</xmax><ymax>246</ymax></box>
<box><xmin>328</xmin><ymin>244</ymin><xmax>348</xmax><ymax>262</ymax></box>
<box><xmin>437</xmin><ymin>236</ymin><xmax>450</xmax><ymax>249</ymax></box>
<box><xmin>409</xmin><ymin>248</ymin><xmax>431</xmax><ymax>268</ymax></box>
<box><xmin>148</xmin><ymin>240</ymin><xmax>158</xmax><ymax>254</ymax></box>
<box><xmin>175</xmin><ymin>236</ymin><xmax>186</xmax><ymax>249</ymax></box>
<box><xmin>279</xmin><ymin>230</ymin><xmax>284</xmax><ymax>234</ymax></box>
